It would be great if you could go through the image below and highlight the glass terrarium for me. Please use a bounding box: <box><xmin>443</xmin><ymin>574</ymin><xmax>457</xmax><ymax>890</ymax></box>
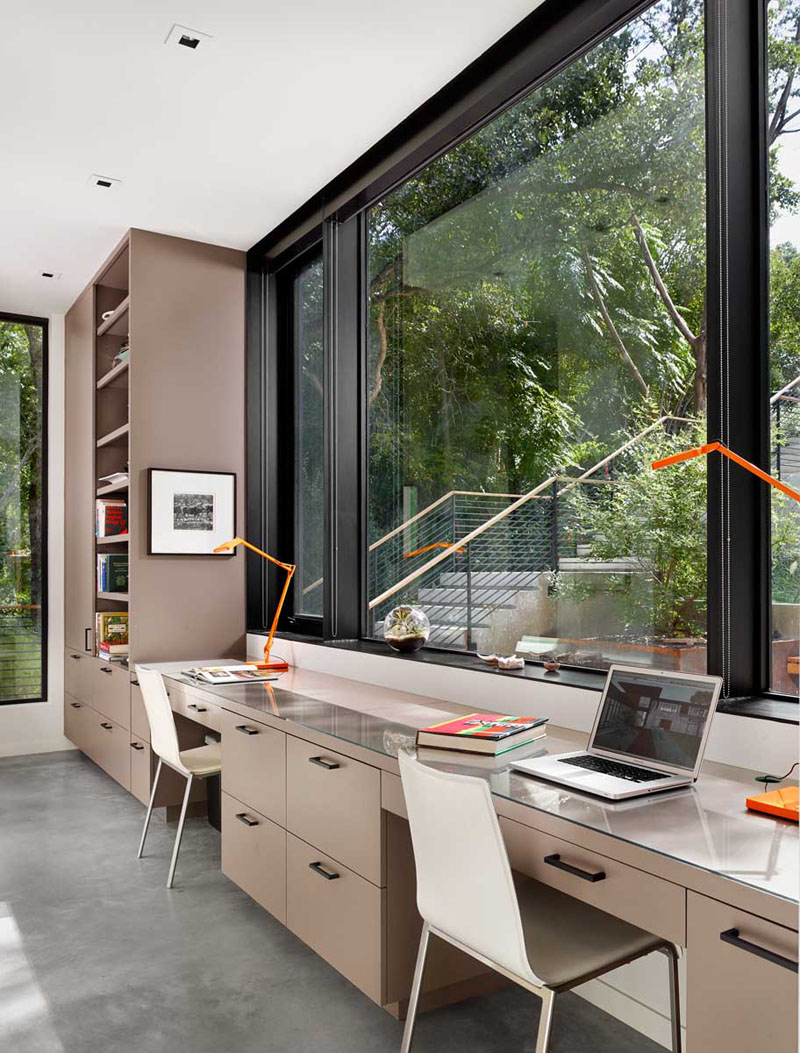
<box><xmin>383</xmin><ymin>605</ymin><xmax>431</xmax><ymax>653</ymax></box>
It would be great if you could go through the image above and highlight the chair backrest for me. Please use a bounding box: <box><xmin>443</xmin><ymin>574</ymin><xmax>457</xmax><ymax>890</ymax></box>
<box><xmin>136</xmin><ymin>668</ymin><xmax>184</xmax><ymax>772</ymax></box>
<box><xmin>398</xmin><ymin>750</ymin><xmax>539</xmax><ymax>984</ymax></box>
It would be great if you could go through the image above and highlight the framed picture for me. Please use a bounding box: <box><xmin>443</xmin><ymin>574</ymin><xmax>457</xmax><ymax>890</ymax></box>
<box><xmin>148</xmin><ymin>469</ymin><xmax>236</xmax><ymax>555</ymax></box>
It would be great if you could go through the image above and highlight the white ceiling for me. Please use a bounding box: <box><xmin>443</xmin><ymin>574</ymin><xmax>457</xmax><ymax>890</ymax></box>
<box><xmin>0</xmin><ymin>0</ymin><xmax>542</xmax><ymax>317</ymax></box>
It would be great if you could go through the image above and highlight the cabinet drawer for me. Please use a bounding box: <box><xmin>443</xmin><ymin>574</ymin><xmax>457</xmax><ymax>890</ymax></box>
<box><xmin>500</xmin><ymin>816</ymin><xmax>685</xmax><ymax>946</ymax></box>
<box><xmin>129</xmin><ymin>676</ymin><xmax>149</xmax><ymax>742</ymax></box>
<box><xmin>64</xmin><ymin>694</ymin><xmax>92</xmax><ymax>752</ymax></box>
<box><xmin>170</xmin><ymin>688</ymin><xmax>221</xmax><ymax>733</ymax></box>
<box><xmin>222</xmin><ymin>792</ymin><xmax>286</xmax><ymax>924</ymax></box>
<box><xmin>89</xmin><ymin>712</ymin><xmax>130</xmax><ymax>791</ymax></box>
<box><xmin>687</xmin><ymin>892</ymin><xmax>797</xmax><ymax>1053</ymax></box>
<box><xmin>65</xmin><ymin>649</ymin><xmax>94</xmax><ymax>705</ymax></box>
<box><xmin>92</xmin><ymin>660</ymin><xmax>130</xmax><ymax>727</ymax></box>
<box><xmin>129</xmin><ymin>737</ymin><xmax>151</xmax><ymax>805</ymax></box>
<box><xmin>287</xmin><ymin>833</ymin><xmax>383</xmax><ymax>1005</ymax></box>
<box><xmin>286</xmin><ymin>735</ymin><xmax>382</xmax><ymax>885</ymax></box>
<box><xmin>220</xmin><ymin>709</ymin><xmax>285</xmax><ymax>826</ymax></box>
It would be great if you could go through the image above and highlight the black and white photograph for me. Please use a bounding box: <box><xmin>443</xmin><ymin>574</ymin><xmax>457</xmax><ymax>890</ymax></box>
<box><xmin>148</xmin><ymin>469</ymin><xmax>235</xmax><ymax>554</ymax></box>
<box><xmin>173</xmin><ymin>492</ymin><xmax>214</xmax><ymax>532</ymax></box>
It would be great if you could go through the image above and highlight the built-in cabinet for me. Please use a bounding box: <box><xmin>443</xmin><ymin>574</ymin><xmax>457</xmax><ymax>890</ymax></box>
<box><xmin>63</xmin><ymin>229</ymin><xmax>246</xmax><ymax>810</ymax></box>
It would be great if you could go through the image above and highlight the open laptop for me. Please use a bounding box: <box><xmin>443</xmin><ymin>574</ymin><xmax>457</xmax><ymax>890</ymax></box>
<box><xmin>511</xmin><ymin>665</ymin><xmax>722</xmax><ymax>800</ymax></box>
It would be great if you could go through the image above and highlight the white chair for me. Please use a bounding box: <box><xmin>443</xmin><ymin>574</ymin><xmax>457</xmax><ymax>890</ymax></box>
<box><xmin>398</xmin><ymin>750</ymin><xmax>681</xmax><ymax>1053</ymax></box>
<box><xmin>135</xmin><ymin>667</ymin><xmax>221</xmax><ymax>889</ymax></box>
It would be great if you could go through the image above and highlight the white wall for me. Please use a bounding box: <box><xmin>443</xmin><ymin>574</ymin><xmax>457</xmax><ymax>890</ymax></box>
<box><xmin>250</xmin><ymin>633</ymin><xmax>798</xmax><ymax>1048</ymax></box>
<box><xmin>0</xmin><ymin>314</ymin><xmax>69</xmax><ymax>757</ymax></box>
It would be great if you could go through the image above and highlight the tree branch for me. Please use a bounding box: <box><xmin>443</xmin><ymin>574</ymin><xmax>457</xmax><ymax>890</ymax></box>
<box><xmin>580</xmin><ymin>243</ymin><xmax>649</xmax><ymax>398</ymax></box>
<box><xmin>630</xmin><ymin>212</ymin><xmax>697</xmax><ymax>347</ymax></box>
<box><xmin>370</xmin><ymin>301</ymin><xmax>389</xmax><ymax>405</ymax></box>
<box><xmin>768</xmin><ymin>15</ymin><xmax>800</xmax><ymax>145</ymax></box>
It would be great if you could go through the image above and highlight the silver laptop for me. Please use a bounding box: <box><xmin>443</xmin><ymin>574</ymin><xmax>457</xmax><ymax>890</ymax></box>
<box><xmin>512</xmin><ymin>665</ymin><xmax>722</xmax><ymax>800</ymax></box>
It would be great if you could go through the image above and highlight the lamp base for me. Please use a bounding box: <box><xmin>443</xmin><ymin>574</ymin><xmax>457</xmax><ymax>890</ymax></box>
<box><xmin>250</xmin><ymin>658</ymin><xmax>290</xmax><ymax>672</ymax></box>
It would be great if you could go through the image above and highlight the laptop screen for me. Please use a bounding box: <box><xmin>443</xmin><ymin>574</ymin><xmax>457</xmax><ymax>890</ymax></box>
<box><xmin>591</xmin><ymin>668</ymin><xmax>718</xmax><ymax>771</ymax></box>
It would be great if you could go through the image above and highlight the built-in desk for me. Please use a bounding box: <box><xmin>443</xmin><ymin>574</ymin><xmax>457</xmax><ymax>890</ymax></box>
<box><xmin>144</xmin><ymin>661</ymin><xmax>799</xmax><ymax>1052</ymax></box>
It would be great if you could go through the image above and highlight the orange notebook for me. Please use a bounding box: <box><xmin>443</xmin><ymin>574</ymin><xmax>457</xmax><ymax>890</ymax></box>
<box><xmin>746</xmin><ymin>785</ymin><xmax>799</xmax><ymax>822</ymax></box>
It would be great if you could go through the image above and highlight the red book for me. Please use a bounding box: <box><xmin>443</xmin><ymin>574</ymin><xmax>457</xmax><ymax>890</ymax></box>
<box><xmin>416</xmin><ymin>712</ymin><xmax>548</xmax><ymax>755</ymax></box>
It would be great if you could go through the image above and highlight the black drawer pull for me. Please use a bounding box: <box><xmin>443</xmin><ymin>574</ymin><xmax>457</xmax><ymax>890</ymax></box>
<box><xmin>70</xmin><ymin>654</ymin><xmax>82</xmax><ymax>660</ymax></box>
<box><xmin>720</xmin><ymin>929</ymin><xmax>798</xmax><ymax>972</ymax></box>
<box><xmin>309</xmin><ymin>861</ymin><xmax>340</xmax><ymax>880</ymax></box>
<box><xmin>188</xmin><ymin>703</ymin><xmax>207</xmax><ymax>712</ymax></box>
<box><xmin>70</xmin><ymin>702</ymin><xmax>81</xmax><ymax>709</ymax></box>
<box><xmin>100</xmin><ymin>666</ymin><xmax>113</xmax><ymax>675</ymax></box>
<box><xmin>130</xmin><ymin>742</ymin><xmax>145</xmax><ymax>751</ymax></box>
<box><xmin>544</xmin><ymin>853</ymin><xmax>606</xmax><ymax>883</ymax></box>
<box><xmin>100</xmin><ymin>722</ymin><xmax>113</xmax><ymax>730</ymax></box>
<box><xmin>131</xmin><ymin>678</ymin><xmax>139</xmax><ymax>687</ymax></box>
<box><xmin>84</xmin><ymin>628</ymin><xmax>92</xmax><ymax>652</ymax></box>
<box><xmin>308</xmin><ymin>756</ymin><xmax>340</xmax><ymax>770</ymax></box>
<box><xmin>235</xmin><ymin>725</ymin><xmax>259</xmax><ymax>735</ymax></box>
<box><xmin>235</xmin><ymin>813</ymin><xmax>258</xmax><ymax>827</ymax></box>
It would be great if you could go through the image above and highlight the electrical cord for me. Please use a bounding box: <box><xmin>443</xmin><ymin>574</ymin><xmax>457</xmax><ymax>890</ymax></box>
<box><xmin>754</xmin><ymin>762</ymin><xmax>799</xmax><ymax>787</ymax></box>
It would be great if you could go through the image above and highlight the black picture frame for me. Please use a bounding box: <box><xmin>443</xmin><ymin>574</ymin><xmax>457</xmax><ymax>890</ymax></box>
<box><xmin>147</xmin><ymin>468</ymin><xmax>237</xmax><ymax>556</ymax></box>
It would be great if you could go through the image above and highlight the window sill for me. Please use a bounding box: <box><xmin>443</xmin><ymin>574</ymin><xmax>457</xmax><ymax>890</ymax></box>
<box><xmin>251</xmin><ymin>631</ymin><xmax>800</xmax><ymax>726</ymax></box>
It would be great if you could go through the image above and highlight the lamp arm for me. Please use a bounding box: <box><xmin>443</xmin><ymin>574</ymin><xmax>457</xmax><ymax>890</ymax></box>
<box><xmin>265</xmin><ymin>564</ymin><xmax>295</xmax><ymax>661</ymax></box>
<box><xmin>653</xmin><ymin>442</ymin><xmax>800</xmax><ymax>504</ymax></box>
<box><xmin>228</xmin><ymin>537</ymin><xmax>296</xmax><ymax>573</ymax></box>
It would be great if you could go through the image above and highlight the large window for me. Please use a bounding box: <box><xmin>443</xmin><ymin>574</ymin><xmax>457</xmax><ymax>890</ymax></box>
<box><xmin>768</xmin><ymin>0</ymin><xmax>800</xmax><ymax>694</ymax></box>
<box><xmin>0</xmin><ymin>315</ymin><xmax>46</xmax><ymax>702</ymax></box>
<box><xmin>366</xmin><ymin>0</ymin><xmax>707</xmax><ymax>672</ymax></box>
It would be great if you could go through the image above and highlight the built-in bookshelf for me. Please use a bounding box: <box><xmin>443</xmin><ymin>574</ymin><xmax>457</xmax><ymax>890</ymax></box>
<box><xmin>94</xmin><ymin>239</ymin><xmax>130</xmax><ymax>663</ymax></box>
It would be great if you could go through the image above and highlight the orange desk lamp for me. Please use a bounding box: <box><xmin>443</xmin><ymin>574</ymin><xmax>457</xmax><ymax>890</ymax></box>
<box><xmin>652</xmin><ymin>441</ymin><xmax>800</xmax><ymax>505</ymax></box>
<box><xmin>213</xmin><ymin>537</ymin><xmax>295</xmax><ymax>671</ymax></box>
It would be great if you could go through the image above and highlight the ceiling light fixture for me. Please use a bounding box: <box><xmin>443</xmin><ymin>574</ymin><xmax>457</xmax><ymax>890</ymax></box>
<box><xmin>164</xmin><ymin>23</ymin><xmax>212</xmax><ymax>50</ymax></box>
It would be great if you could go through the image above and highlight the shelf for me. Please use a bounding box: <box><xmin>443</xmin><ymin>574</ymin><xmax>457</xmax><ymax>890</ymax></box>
<box><xmin>96</xmin><ymin>296</ymin><xmax>129</xmax><ymax>337</ymax></box>
<box><xmin>96</xmin><ymin>423</ymin><xmax>129</xmax><ymax>448</ymax></box>
<box><xmin>97</xmin><ymin>359</ymin><xmax>129</xmax><ymax>390</ymax></box>
<box><xmin>96</xmin><ymin>533</ymin><xmax>129</xmax><ymax>544</ymax></box>
<box><xmin>97</xmin><ymin>591</ymin><xmax>129</xmax><ymax>601</ymax></box>
<box><xmin>96</xmin><ymin>479</ymin><xmax>129</xmax><ymax>496</ymax></box>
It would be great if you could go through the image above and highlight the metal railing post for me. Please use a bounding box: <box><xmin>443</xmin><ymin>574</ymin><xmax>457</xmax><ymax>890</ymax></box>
<box><xmin>465</xmin><ymin>543</ymin><xmax>473</xmax><ymax>652</ymax></box>
<box><xmin>550</xmin><ymin>480</ymin><xmax>559</xmax><ymax>570</ymax></box>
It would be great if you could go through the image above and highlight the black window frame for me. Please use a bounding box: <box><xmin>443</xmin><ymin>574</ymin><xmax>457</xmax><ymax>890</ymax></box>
<box><xmin>0</xmin><ymin>311</ymin><xmax>49</xmax><ymax>706</ymax></box>
<box><xmin>247</xmin><ymin>0</ymin><xmax>793</xmax><ymax>705</ymax></box>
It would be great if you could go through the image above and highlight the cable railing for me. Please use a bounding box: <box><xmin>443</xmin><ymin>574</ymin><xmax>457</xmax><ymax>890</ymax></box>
<box><xmin>0</xmin><ymin>605</ymin><xmax>42</xmax><ymax>701</ymax></box>
<box><xmin>367</xmin><ymin>416</ymin><xmax>698</xmax><ymax>649</ymax></box>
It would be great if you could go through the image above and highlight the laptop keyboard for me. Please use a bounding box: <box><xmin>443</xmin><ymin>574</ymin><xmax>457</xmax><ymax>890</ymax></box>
<box><xmin>559</xmin><ymin>754</ymin><xmax>668</xmax><ymax>783</ymax></box>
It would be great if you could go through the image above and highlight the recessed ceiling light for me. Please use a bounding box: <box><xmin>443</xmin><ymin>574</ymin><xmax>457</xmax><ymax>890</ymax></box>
<box><xmin>40</xmin><ymin>271</ymin><xmax>62</xmax><ymax>280</ymax></box>
<box><xmin>164</xmin><ymin>23</ymin><xmax>212</xmax><ymax>50</ymax></box>
<box><xmin>88</xmin><ymin>174</ymin><xmax>122</xmax><ymax>190</ymax></box>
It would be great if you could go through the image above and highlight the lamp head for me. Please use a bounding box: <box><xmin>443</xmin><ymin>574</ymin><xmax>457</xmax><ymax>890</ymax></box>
<box><xmin>213</xmin><ymin>537</ymin><xmax>242</xmax><ymax>553</ymax></box>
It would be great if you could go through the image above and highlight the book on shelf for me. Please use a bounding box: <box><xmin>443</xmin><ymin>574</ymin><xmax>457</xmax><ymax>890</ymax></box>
<box><xmin>98</xmin><ymin>644</ymin><xmax>129</xmax><ymax>663</ymax></box>
<box><xmin>97</xmin><ymin>553</ymin><xmax>129</xmax><ymax>592</ymax></box>
<box><xmin>96</xmin><ymin>610</ymin><xmax>128</xmax><ymax>648</ymax></box>
<box><xmin>416</xmin><ymin>712</ymin><xmax>548</xmax><ymax>755</ymax></box>
<box><xmin>96</xmin><ymin>497</ymin><xmax>127</xmax><ymax>536</ymax></box>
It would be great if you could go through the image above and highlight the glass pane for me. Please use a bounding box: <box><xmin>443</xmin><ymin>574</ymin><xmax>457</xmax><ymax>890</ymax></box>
<box><xmin>0</xmin><ymin>318</ymin><xmax>45</xmax><ymax>700</ymax></box>
<box><xmin>367</xmin><ymin>0</ymin><xmax>707</xmax><ymax>673</ymax></box>
<box><xmin>294</xmin><ymin>257</ymin><xmax>324</xmax><ymax>617</ymax></box>
<box><xmin>768</xmin><ymin>0</ymin><xmax>800</xmax><ymax>693</ymax></box>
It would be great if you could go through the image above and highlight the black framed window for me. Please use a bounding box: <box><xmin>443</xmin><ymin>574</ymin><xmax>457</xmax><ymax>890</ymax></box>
<box><xmin>249</xmin><ymin>0</ymin><xmax>791</xmax><ymax>704</ymax></box>
<box><xmin>274</xmin><ymin>247</ymin><xmax>325</xmax><ymax>633</ymax></box>
<box><xmin>767</xmin><ymin>0</ymin><xmax>800</xmax><ymax>695</ymax></box>
<box><xmin>0</xmin><ymin>313</ymin><xmax>47</xmax><ymax>703</ymax></box>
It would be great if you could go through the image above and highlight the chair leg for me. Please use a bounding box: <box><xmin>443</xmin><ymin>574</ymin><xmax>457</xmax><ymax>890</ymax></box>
<box><xmin>166</xmin><ymin>773</ymin><xmax>193</xmax><ymax>889</ymax></box>
<box><xmin>137</xmin><ymin>757</ymin><xmax>162</xmax><ymax>859</ymax></box>
<box><xmin>400</xmin><ymin>922</ymin><xmax>431</xmax><ymax>1053</ymax></box>
<box><xmin>535</xmin><ymin>987</ymin><xmax>556</xmax><ymax>1053</ymax></box>
<box><xmin>664</xmin><ymin>945</ymin><xmax>682</xmax><ymax>1053</ymax></box>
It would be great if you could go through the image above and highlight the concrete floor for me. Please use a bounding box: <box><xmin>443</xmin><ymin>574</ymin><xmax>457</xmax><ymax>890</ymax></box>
<box><xmin>0</xmin><ymin>751</ymin><xmax>665</xmax><ymax>1053</ymax></box>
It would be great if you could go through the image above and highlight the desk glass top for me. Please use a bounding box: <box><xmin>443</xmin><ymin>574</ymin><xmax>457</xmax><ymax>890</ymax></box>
<box><xmin>160</xmin><ymin>667</ymin><xmax>799</xmax><ymax>906</ymax></box>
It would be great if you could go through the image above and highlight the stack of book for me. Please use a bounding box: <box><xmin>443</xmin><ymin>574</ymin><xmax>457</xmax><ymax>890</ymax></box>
<box><xmin>113</xmin><ymin>341</ymin><xmax>129</xmax><ymax>368</ymax></box>
<box><xmin>97</xmin><ymin>553</ymin><xmax>128</xmax><ymax>593</ymax></box>
<box><xmin>416</xmin><ymin>712</ymin><xmax>548</xmax><ymax>755</ymax></box>
<box><xmin>96</xmin><ymin>497</ymin><xmax>127</xmax><ymax>536</ymax></box>
<box><xmin>96</xmin><ymin>611</ymin><xmax>129</xmax><ymax>662</ymax></box>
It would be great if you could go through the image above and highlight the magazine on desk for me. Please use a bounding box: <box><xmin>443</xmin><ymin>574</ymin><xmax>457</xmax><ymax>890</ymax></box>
<box><xmin>183</xmin><ymin>665</ymin><xmax>279</xmax><ymax>685</ymax></box>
